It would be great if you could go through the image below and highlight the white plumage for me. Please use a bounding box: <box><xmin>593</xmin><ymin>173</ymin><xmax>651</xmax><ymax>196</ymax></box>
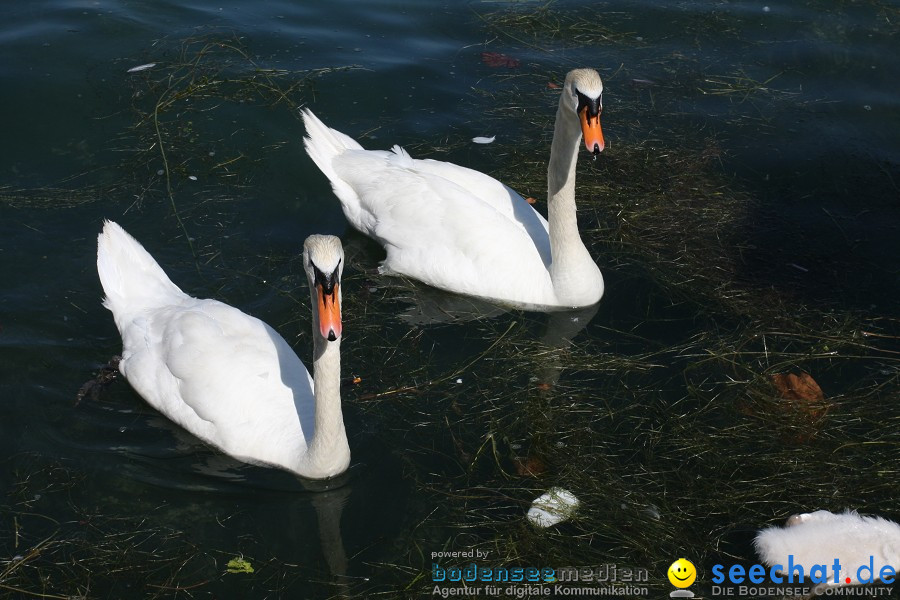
<box><xmin>97</xmin><ymin>221</ymin><xmax>349</xmax><ymax>479</ymax></box>
<box><xmin>302</xmin><ymin>68</ymin><xmax>606</xmax><ymax>310</ymax></box>
<box><xmin>755</xmin><ymin>510</ymin><xmax>900</xmax><ymax>587</ymax></box>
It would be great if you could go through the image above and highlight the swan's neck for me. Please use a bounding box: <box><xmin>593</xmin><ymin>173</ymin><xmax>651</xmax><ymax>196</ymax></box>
<box><xmin>302</xmin><ymin>335</ymin><xmax>349</xmax><ymax>478</ymax></box>
<box><xmin>546</xmin><ymin>105</ymin><xmax>600</xmax><ymax>306</ymax></box>
<box><xmin>548</xmin><ymin>106</ymin><xmax>581</xmax><ymax>203</ymax></box>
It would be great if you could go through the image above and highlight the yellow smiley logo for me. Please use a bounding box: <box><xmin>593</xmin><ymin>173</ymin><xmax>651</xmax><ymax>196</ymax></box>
<box><xmin>667</xmin><ymin>558</ymin><xmax>696</xmax><ymax>588</ymax></box>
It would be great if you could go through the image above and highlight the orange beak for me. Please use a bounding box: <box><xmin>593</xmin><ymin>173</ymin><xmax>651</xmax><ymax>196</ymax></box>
<box><xmin>579</xmin><ymin>106</ymin><xmax>605</xmax><ymax>154</ymax></box>
<box><xmin>316</xmin><ymin>283</ymin><xmax>342</xmax><ymax>341</ymax></box>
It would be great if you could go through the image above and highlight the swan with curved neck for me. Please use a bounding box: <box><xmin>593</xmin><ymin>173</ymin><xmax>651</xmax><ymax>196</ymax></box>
<box><xmin>97</xmin><ymin>222</ymin><xmax>349</xmax><ymax>479</ymax></box>
<box><xmin>302</xmin><ymin>68</ymin><xmax>605</xmax><ymax>310</ymax></box>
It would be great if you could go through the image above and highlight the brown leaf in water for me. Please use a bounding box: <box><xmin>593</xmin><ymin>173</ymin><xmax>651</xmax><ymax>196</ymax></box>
<box><xmin>525</xmin><ymin>197</ymin><xmax>538</xmax><ymax>205</ymax></box>
<box><xmin>513</xmin><ymin>455</ymin><xmax>547</xmax><ymax>477</ymax></box>
<box><xmin>547</xmin><ymin>82</ymin><xmax>560</xmax><ymax>89</ymax></box>
<box><xmin>481</xmin><ymin>52</ymin><xmax>520</xmax><ymax>68</ymax></box>
<box><xmin>772</xmin><ymin>372</ymin><xmax>824</xmax><ymax>402</ymax></box>
<box><xmin>771</xmin><ymin>371</ymin><xmax>829</xmax><ymax>420</ymax></box>
<box><xmin>736</xmin><ymin>372</ymin><xmax>829</xmax><ymax>445</ymax></box>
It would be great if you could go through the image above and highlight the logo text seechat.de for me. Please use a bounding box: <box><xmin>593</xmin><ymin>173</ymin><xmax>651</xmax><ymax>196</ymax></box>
<box><xmin>711</xmin><ymin>555</ymin><xmax>897</xmax><ymax>586</ymax></box>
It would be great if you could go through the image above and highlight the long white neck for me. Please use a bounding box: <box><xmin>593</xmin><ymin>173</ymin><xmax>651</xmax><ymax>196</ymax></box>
<box><xmin>546</xmin><ymin>102</ymin><xmax>602</xmax><ymax>307</ymax></box>
<box><xmin>300</xmin><ymin>331</ymin><xmax>349</xmax><ymax>478</ymax></box>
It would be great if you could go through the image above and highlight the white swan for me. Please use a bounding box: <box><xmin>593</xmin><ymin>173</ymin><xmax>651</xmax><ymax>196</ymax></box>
<box><xmin>97</xmin><ymin>221</ymin><xmax>350</xmax><ymax>479</ymax></box>
<box><xmin>755</xmin><ymin>510</ymin><xmax>900</xmax><ymax>588</ymax></box>
<box><xmin>302</xmin><ymin>68</ymin><xmax>605</xmax><ymax>310</ymax></box>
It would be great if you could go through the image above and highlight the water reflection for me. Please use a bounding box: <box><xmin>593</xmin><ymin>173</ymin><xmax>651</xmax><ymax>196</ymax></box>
<box><xmin>43</xmin><ymin>372</ymin><xmax>412</xmax><ymax>593</ymax></box>
<box><xmin>311</xmin><ymin>484</ymin><xmax>352</xmax><ymax>592</ymax></box>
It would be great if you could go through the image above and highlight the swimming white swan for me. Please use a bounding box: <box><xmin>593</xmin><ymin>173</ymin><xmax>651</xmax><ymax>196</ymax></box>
<box><xmin>97</xmin><ymin>221</ymin><xmax>350</xmax><ymax>479</ymax></box>
<box><xmin>754</xmin><ymin>510</ymin><xmax>900</xmax><ymax>588</ymax></box>
<box><xmin>302</xmin><ymin>68</ymin><xmax>606</xmax><ymax>310</ymax></box>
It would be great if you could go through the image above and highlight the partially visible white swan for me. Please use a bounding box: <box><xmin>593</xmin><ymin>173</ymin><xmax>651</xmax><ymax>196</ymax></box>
<box><xmin>755</xmin><ymin>510</ymin><xmax>900</xmax><ymax>588</ymax></box>
<box><xmin>302</xmin><ymin>68</ymin><xmax>606</xmax><ymax>310</ymax></box>
<box><xmin>97</xmin><ymin>221</ymin><xmax>349</xmax><ymax>479</ymax></box>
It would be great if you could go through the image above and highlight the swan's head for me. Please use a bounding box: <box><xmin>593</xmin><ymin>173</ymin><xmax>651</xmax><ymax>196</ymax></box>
<box><xmin>563</xmin><ymin>68</ymin><xmax>605</xmax><ymax>156</ymax></box>
<box><xmin>303</xmin><ymin>235</ymin><xmax>344</xmax><ymax>343</ymax></box>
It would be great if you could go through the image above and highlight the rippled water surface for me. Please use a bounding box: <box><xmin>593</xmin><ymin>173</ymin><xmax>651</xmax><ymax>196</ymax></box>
<box><xmin>2</xmin><ymin>0</ymin><xmax>899</xmax><ymax>597</ymax></box>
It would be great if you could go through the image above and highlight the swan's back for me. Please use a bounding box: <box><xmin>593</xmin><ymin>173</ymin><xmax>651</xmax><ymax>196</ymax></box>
<box><xmin>96</xmin><ymin>221</ymin><xmax>314</xmax><ymax>472</ymax></box>
<box><xmin>301</xmin><ymin>110</ymin><xmax>558</xmax><ymax>307</ymax></box>
<box><xmin>755</xmin><ymin>510</ymin><xmax>900</xmax><ymax>586</ymax></box>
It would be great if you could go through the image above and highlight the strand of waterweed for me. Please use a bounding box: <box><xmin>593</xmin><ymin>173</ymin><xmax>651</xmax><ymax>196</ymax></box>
<box><xmin>147</xmin><ymin>38</ymin><xmax>296</xmax><ymax>263</ymax></box>
<box><xmin>0</xmin><ymin>583</ymin><xmax>71</xmax><ymax>600</ymax></box>
<box><xmin>131</xmin><ymin>34</ymin><xmax>360</xmax><ymax>263</ymax></box>
<box><xmin>473</xmin><ymin>1</ymin><xmax>638</xmax><ymax>52</ymax></box>
<box><xmin>151</xmin><ymin>88</ymin><xmax>195</xmax><ymax>264</ymax></box>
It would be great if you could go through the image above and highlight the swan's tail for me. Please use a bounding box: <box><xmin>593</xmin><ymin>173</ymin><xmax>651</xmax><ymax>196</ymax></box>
<box><xmin>97</xmin><ymin>220</ymin><xmax>186</xmax><ymax>319</ymax></box>
<box><xmin>301</xmin><ymin>108</ymin><xmax>364</xmax><ymax>187</ymax></box>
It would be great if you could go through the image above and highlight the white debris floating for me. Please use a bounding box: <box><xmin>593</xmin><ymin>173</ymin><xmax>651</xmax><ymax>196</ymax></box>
<box><xmin>527</xmin><ymin>487</ymin><xmax>579</xmax><ymax>528</ymax></box>
<box><xmin>127</xmin><ymin>63</ymin><xmax>157</xmax><ymax>73</ymax></box>
<box><xmin>471</xmin><ymin>135</ymin><xmax>496</xmax><ymax>144</ymax></box>
<box><xmin>755</xmin><ymin>510</ymin><xmax>900</xmax><ymax>588</ymax></box>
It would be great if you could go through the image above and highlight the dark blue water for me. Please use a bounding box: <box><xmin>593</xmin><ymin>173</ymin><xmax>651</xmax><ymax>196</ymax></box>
<box><xmin>2</xmin><ymin>0</ymin><xmax>899</xmax><ymax>597</ymax></box>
